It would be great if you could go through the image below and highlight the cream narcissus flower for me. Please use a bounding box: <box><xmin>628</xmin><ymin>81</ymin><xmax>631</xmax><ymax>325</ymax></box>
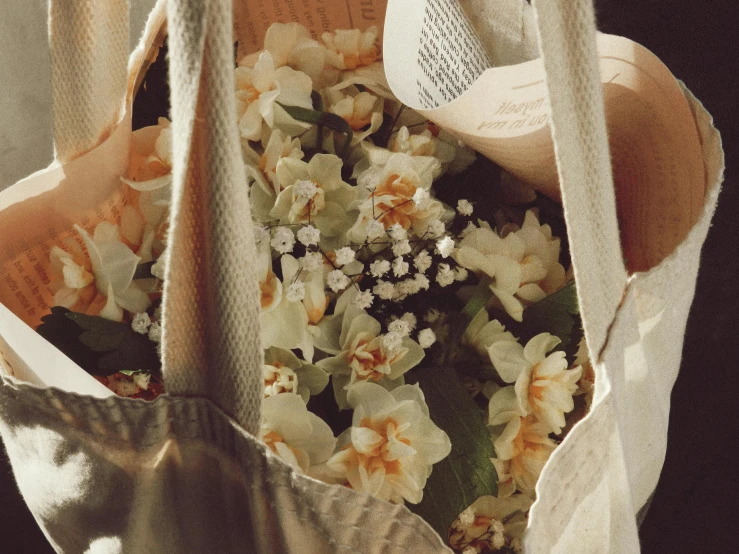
<box><xmin>262</xmin><ymin>346</ymin><xmax>329</xmax><ymax>402</ymax></box>
<box><xmin>240</xmin><ymin>22</ymin><xmax>328</xmax><ymax>86</ymax></box>
<box><xmin>490</xmin><ymin>415</ymin><xmax>556</xmax><ymax>497</ymax></box>
<box><xmin>336</xmin><ymin>61</ymin><xmax>396</xmax><ymax>101</ymax></box>
<box><xmin>51</xmin><ymin>223</ymin><xmax>151</xmax><ymax>321</ymax></box>
<box><xmin>448</xmin><ymin>494</ymin><xmax>532</xmax><ymax>553</ymax></box>
<box><xmin>461</xmin><ymin>308</ymin><xmax>516</xmax><ymax>359</ymax></box>
<box><xmin>234</xmin><ymin>51</ymin><xmax>313</xmax><ymax>142</ymax></box>
<box><xmin>487</xmin><ymin>333</ymin><xmax>582</xmax><ymax>435</ymax></box>
<box><xmin>352</xmin><ymin>128</ymin><xmax>443</xmax><ymax>183</ymax></box>
<box><xmin>435</xmin><ymin>127</ymin><xmax>477</xmax><ymax>175</ymax></box>
<box><xmin>325</xmin><ymin>85</ymin><xmax>384</xmax><ymax>144</ymax></box>
<box><xmin>257</xmin><ymin>241</ymin><xmax>314</xmax><ymax>360</ymax></box>
<box><xmin>454</xmin><ymin>211</ymin><xmax>566</xmax><ymax>322</ymax></box>
<box><xmin>123</xmin><ymin>117</ymin><xmax>172</xmax><ymax>185</ymax></box>
<box><xmin>322</xmin><ymin>27</ymin><xmax>380</xmax><ymax>71</ymax></box>
<box><xmin>348</xmin><ymin>153</ymin><xmax>446</xmax><ymax>243</ymax></box>
<box><xmin>325</xmin><ymin>382</ymin><xmax>451</xmax><ymax>504</ymax></box>
<box><xmin>246</xmin><ymin>129</ymin><xmax>304</xmax><ymax>222</ymax></box>
<box><xmin>260</xmin><ymin>393</ymin><xmax>336</xmax><ymax>474</ymax></box>
<box><xmin>271</xmin><ymin>154</ymin><xmax>358</xmax><ymax>240</ymax></box>
<box><xmin>120</xmin><ymin>118</ymin><xmax>173</xmax><ymax>257</ymax></box>
<box><xmin>315</xmin><ymin>306</ymin><xmax>424</xmax><ymax>408</ymax></box>
<box><xmin>573</xmin><ymin>336</ymin><xmax>595</xmax><ymax>406</ymax></box>
<box><xmin>49</xmin><ymin>239</ymin><xmax>96</xmax><ymax>312</ymax></box>
<box><xmin>390</xmin><ymin>126</ymin><xmax>436</xmax><ymax>156</ymax></box>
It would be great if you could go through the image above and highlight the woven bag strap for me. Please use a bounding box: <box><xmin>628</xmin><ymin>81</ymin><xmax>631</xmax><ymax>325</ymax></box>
<box><xmin>531</xmin><ymin>0</ymin><xmax>627</xmax><ymax>360</ymax></box>
<box><xmin>49</xmin><ymin>0</ymin><xmax>130</xmax><ymax>162</ymax></box>
<box><xmin>161</xmin><ymin>0</ymin><xmax>263</xmax><ymax>434</ymax></box>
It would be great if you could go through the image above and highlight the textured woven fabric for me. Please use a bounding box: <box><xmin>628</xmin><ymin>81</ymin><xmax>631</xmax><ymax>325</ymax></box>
<box><xmin>0</xmin><ymin>375</ymin><xmax>450</xmax><ymax>553</ymax></box>
<box><xmin>161</xmin><ymin>0</ymin><xmax>263</xmax><ymax>435</ymax></box>
<box><xmin>50</xmin><ymin>0</ymin><xmax>130</xmax><ymax>162</ymax></box>
<box><xmin>0</xmin><ymin>0</ymin><xmax>724</xmax><ymax>552</ymax></box>
<box><xmin>531</xmin><ymin>0</ymin><xmax>628</xmax><ymax>360</ymax></box>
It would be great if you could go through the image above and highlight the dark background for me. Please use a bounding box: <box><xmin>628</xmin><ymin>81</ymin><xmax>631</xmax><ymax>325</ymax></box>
<box><xmin>1</xmin><ymin>1</ymin><xmax>737</xmax><ymax>552</ymax></box>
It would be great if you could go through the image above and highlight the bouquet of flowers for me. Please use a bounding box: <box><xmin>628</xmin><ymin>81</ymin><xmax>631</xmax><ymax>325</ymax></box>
<box><xmin>36</xmin><ymin>22</ymin><xmax>593</xmax><ymax>553</ymax></box>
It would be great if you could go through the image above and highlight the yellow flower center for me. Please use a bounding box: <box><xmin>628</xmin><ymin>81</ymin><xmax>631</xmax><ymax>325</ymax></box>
<box><xmin>289</xmin><ymin>182</ymin><xmax>326</xmax><ymax>223</ymax></box>
<box><xmin>340</xmin><ymin>417</ymin><xmax>411</xmax><ymax>477</ymax></box>
<box><xmin>373</xmin><ymin>175</ymin><xmax>421</xmax><ymax>230</ymax></box>
<box><xmin>264</xmin><ymin>362</ymin><xmax>298</xmax><ymax>396</ymax></box>
<box><xmin>341</xmin><ymin>46</ymin><xmax>379</xmax><ymax>70</ymax></box>
<box><xmin>260</xmin><ymin>269</ymin><xmax>279</xmax><ymax>309</ymax></box>
<box><xmin>347</xmin><ymin>336</ymin><xmax>400</xmax><ymax>382</ymax></box>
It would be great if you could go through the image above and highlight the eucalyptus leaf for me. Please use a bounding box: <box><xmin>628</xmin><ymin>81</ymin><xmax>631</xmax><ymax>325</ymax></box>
<box><xmin>405</xmin><ymin>365</ymin><xmax>497</xmax><ymax>538</ymax></box>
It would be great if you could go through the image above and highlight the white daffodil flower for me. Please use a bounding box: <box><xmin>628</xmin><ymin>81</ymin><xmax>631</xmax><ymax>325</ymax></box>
<box><xmin>352</xmin><ymin>135</ymin><xmax>443</xmax><ymax>184</ymax></box>
<box><xmin>324</xmin><ymin>85</ymin><xmax>384</xmax><ymax>145</ymax></box>
<box><xmin>239</xmin><ymin>22</ymin><xmax>328</xmax><ymax>86</ymax></box>
<box><xmin>435</xmin><ymin>127</ymin><xmax>477</xmax><ymax>174</ymax></box>
<box><xmin>119</xmin><ymin>118</ymin><xmax>173</xmax><ymax>264</ymax></box>
<box><xmin>573</xmin><ymin>337</ymin><xmax>596</xmax><ymax>408</ymax></box>
<box><xmin>52</xmin><ymin>223</ymin><xmax>151</xmax><ymax>321</ymax></box>
<box><xmin>257</xmin><ymin>242</ymin><xmax>314</xmax><ymax>361</ymax></box>
<box><xmin>234</xmin><ymin>51</ymin><xmax>313</xmax><ymax>141</ymax></box>
<box><xmin>348</xmin><ymin>153</ymin><xmax>446</xmax><ymax>243</ymax></box>
<box><xmin>448</xmin><ymin>494</ymin><xmax>533</xmax><ymax>553</ymax></box>
<box><xmin>315</xmin><ymin>305</ymin><xmax>424</xmax><ymax>409</ymax></box>
<box><xmin>302</xmin><ymin>262</ymin><xmax>330</xmax><ymax>326</ymax></box>
<box><xmin>324</xmin><ymin>382</ymin><xmax>451</xmax><ymax>504</ymax></box>
<box><xmin>454</xmin><ymin>211</ymin><xmax>566</xmax><ymax>322</ymax></box>
<box><xmin>260</xmin><ymin>393</ymin><xmax>336</xmax><ymax>474</ymax></box>
<box><xmin>245</xmin><ymin>129</ymin><xmax>304</xmax><ymax>222</ymax></box>
<box><xmin>271</xmin><ymin>154</ymin><xmax>358</xmax><ymax>241</ymax></box>
<box><xmin>334</xmin><ymin>61</ymin><xmax>397</xmax><ymax>101</ymax></box>
<box><xmin>487</xmin><ymin>333</ymin><xmax>582</xmax><ymax>434</ymax></box>
<box><xmin>491</xmin><ymin>415</ymin><xmax>557</xmax><ymax>497</ymax></box>
<box><xmin>262</xmin><ymin>346</ymin><xmax>329</xmax><ymax>402</ymax></box>
<box><xmin>462</xmin><ymin>309</ymin><xmax>517</xmax><ymax>359</ymax></box>
<box><xmin>322</xmin><ymin>27</ymin><xmax>380</xmax><ymax>71</ymax></box>
<box><xmin>49</xmin><ymin>239</ymin><xmax>96</xmax><ymax>312</ymax></box>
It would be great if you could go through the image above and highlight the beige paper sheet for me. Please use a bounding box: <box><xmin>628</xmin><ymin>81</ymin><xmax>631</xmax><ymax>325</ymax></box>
<box><xmin>384</xmin><ymin>0</ymin><xmax>706</xmax><ymax>272</ymax></box>
<box><xmin>233</xmin><ymin>0</ymin><xmax>387</xmax><ymax>58</ymax></box>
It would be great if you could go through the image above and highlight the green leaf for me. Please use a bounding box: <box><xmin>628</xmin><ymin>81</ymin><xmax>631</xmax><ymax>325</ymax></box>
<box><xmin>446</xmin><ymin>278</ymin><xmax>493</xmax><ymax>361</ymax></box>
<box><xmin>405</xmin><ymin>365</ymin><xmax>497</xmax><ymax>538</ymax></box>
<box><xmin>67</xmin><ymin>312</ymin><xmax>161</xmax><ymax>375</ymax></box>
<box><xmin>277</xmin><ymin>102</ymin><xmax>353</xmax><ymax>157</ymax></box>
<box><xmin>507</xmin><ymin>282</ymin><xmax>582</xmax><ymax>361</ymax></box>
<box><xmin>460</xmin><ymin>277</ymin><xmax>493</xmax><ymax>324</ymax></box>
<box><xmin>36</xmin><ymin>307</ymin><xmax>105</xmax><ymax>374</ymax></box>
<box><xmin>36</xmin><ymin>307</ymin><xmax>161</xmax><ymax>377</ymax></box>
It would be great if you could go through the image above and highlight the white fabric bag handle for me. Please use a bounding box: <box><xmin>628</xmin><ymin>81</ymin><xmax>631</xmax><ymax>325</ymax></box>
<box><xmin>530</xmin><ymin>0</ymin><xmax>627</xmax><ymax>360</ymax></box>
<box><xmin>160</xmin><ymin>0</ymin><xmax>264</xmax><ymax>435</ymax></box>
<box><xmin>48</xmin><ymin>0</ymin><xmax>264</xmax><ymax>433</ymax></box>
<box><xmin>50</xmin><ymin>0</ymin><xmax>130</xmax><ymax>162</ymax></box>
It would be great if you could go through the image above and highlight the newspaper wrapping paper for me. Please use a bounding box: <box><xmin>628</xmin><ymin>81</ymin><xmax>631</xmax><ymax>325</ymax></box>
<box><xmin>0</xmin><ymin>1</ymin><xmax>724</xmax><ymax>553</ymax></box>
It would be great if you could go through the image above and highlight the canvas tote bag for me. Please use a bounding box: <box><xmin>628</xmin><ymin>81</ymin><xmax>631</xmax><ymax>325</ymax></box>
<box><xmin>0</xmin><ymin>0</ymin><xmax>724</xmax><ymax>553</ymax></box>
